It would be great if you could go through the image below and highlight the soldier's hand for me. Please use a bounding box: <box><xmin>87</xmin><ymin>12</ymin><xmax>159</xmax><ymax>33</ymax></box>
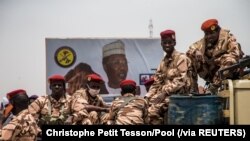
<box><xmin>195</xmin><ymin>50</ymin><xmax>204</xmax><ymax>62</ymax></box>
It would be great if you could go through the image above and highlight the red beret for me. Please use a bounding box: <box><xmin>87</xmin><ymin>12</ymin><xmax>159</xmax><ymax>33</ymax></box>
<box><xmin>87</xmin><ymin>74</ymin><xmax>103</xmax><ymax>83</ymax></box>
<box><xmin>48</xmin><ymin>74</ymin><xmax>65</xmax><ymax>82</ymax></box>
<box><xmin>201</xmin><ymin>19</ymin><xmax>218</xmax><ymax>32</ymax></box>
<box><xmin>144</xmin><ymin>77</ymin><xmax>154</xmax><ymax>86</ymax></box>
<box><xmin>120</xmin><ymin>79</ymin><xmax>136</xmax><ymax>88</ymax></box>
<box><xmin>160</xmin><ymin>29</ymin><xmax>175</xmax><ymax>40</ymax></box>
<box><xmin>6</xmin><ymin>89</ymin><xmax>26</xmax><ymax>100</ymax></box>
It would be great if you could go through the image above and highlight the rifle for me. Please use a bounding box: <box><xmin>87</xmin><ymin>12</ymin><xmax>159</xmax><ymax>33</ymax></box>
<box><xmin>219</xmin><ymin>55</ymin><xmax>250</xmax><ymax>79</ymax></box>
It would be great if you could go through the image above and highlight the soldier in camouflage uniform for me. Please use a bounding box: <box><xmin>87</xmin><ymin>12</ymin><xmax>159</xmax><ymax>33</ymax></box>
<box><xmin>0</xmin><ymin>89</ymin><xmax>40</xmax><ymax>140</ymax></box>
<box><xmin>145</xmin><ymin>29</ymin><xmax>194</xmax><ymax>125</ymax></box>
<box><xmin>186</xmin><ymin>19</ymin><xmax>244</xmax><ymax>94</ymax></box>
<box><xmin>28</xmin><ymin>74</ymin><xmax>91</xmax><ymax>127</ymax></box>
<box><xmin>107</xmin><ymin>79</ymin><xmax>148</xmax><ymax>125</ymax></box>
<box><xmin>72</xmin><ymin>74</ymin><xmax>110</xmax><ymax>124</ymax></box>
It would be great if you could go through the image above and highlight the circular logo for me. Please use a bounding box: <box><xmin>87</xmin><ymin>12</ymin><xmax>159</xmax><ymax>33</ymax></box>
<box><xmin>54</xmin><ymin>46</ymin><xmax>76</xmax><ymax>68</ymax></box>
<box><xmin>210</xmin><ymin>25</ymin><xmax>216</xmax><ymax>31</ymax></box>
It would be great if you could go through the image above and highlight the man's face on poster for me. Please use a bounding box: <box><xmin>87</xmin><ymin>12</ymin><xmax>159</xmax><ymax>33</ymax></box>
<box><xmin>103</xmin><ymin>54</ymin><xmax>128</xmax><ymax>86</ymax></box>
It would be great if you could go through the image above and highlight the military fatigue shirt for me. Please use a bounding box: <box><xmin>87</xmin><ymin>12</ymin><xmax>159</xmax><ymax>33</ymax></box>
<box><xmin>28</xmin><ymin>94</ymin><xmax>89</xmax><ymax>125</ymax></box>
<box><xmin>186</xmin><ymin>29</ymin><xmax>244</xmax><ymax>85</ymax></box>
<box><xmin>0</xmin><ymin>109</ymin><xmax>40</xmax><ymax>141</ymax></box>
<box><xmin>108</xmin><ymin>93</ymin><xmax>148</xmax><ymax>125</ymax></box>
<box><xmin>146</xmin><ymin>49</ymin><xmax>193</xmax><ymax>101</ymax></box>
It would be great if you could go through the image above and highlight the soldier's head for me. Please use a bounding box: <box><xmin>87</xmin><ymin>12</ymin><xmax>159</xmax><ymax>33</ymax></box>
<box><xmin>201</xmin><ymin>19</ymin><xmax>221</xmax><ymax>48</ymax></box>
<box><xmin>86</xmin><ymin>74</ymin><xmax>103</xmax><ymax>97</ymax></box>
<box><xmin>48</xmin><ymin>74</ymin><xmax>66</xmax><ymax>97</ymax></box>
<box><xmin>160</xmin><ymin>29</ymin><xmax>176</xmax><ymax>55</ymax></box>
<box><xmin>143</xmin><ymin>77</ymin><xmax>155</xmax><ymax>92</ymax></box>
<box><xmin>5</xmin><ymin>89</ymin><xmax>29</xmax><ymax>115</ymax></box>
<box><xmin>120</xmin><ymin>79</ymin><xmax>136</xmax><ymax>95</ymax></box>
<box><xmin>102</xmin><ymin>40</ymin><xmax>128</xmax><ymax>89</ymax></box>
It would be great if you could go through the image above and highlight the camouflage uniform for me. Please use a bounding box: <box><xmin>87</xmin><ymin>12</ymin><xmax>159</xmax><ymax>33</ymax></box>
<box><xmin>28</xmin><ymin>94</ymin><xmax>91</xmax><ymax>126</ymax></box>
<box><xmin>72</xmin><ymin>88</ymin><xmax>109</xmax><ymax>124</ymax></box>
<box><xmin>186</xmin><ymin>29</ymin><xmax>244</xmax><ymax>91</ymax></box>
<box><xmin>145</xmin><ymin>49</ymin><xmax>193</xmax><ymax>124</ymax></box>
<box><xmin>0</xmin><ymin>109</ymin><xmax>40</xmax><ymax>141</ymax></box>
<box><xmin>108</xmin><ymin>93</ymin><xmax>148</xmax><ymax>125</ymax></box>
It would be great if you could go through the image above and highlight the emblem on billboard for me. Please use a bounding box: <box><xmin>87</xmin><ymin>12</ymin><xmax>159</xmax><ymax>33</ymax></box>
<box><xmin>54</xmin><ymin>46</ymin><xmax>76</xmax><ymax>68</ymax></box>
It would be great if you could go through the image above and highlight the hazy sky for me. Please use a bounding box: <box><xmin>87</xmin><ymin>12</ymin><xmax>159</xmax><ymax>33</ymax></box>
<box><xmin>0</xmin><ymin>0</ymin><xmax>249</xmax><ymax>97</ymax></box>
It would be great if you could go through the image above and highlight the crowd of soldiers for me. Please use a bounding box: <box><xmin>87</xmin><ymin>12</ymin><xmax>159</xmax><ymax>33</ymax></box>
<box><xmin>0</xmin><ymin>18</ymin><xmax>247</xmax><ymax>140</ymax></box>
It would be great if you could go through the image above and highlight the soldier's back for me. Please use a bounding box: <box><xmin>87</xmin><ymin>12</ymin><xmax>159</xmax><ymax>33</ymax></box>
<box><xmin>1</xmin><ymin>109</ymin><xmax>40</xmax><ymax>141</ymax></box>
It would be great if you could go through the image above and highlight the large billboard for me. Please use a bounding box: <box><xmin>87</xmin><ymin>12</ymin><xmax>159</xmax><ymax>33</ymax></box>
<box><xmin>46</xmin><ymin>38</ymin><xmax>163</xmax><ymax>96</ymax></box>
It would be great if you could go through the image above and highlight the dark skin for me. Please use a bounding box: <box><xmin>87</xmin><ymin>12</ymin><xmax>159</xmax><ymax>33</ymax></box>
<box><xmin>204</xmin><ymin>29</ymin><xmax>220</xmax><ymax>48</ymax></box>
<box><xmin>161</xmin><ymin>37</ymin><xmax>176</xmax><ymax>58</ymax></box>
<box><xmin>195</xmin><ymin>27</ymin><xmax>220</xmax><ymax>61</ymax></box>
<box><xmin>49</xmin><ymin>80</ymin><xmax>65</xmax><ymax>101</ymax></box>
<box><xmin>103</xmin><ymin>54</ymin><xmax>128</xmax><ymax>89</ymax></box>
<box><xmin>49</xmin><ymin>80</ymin><xmax>75</xmax><ymax>124</ymax></box>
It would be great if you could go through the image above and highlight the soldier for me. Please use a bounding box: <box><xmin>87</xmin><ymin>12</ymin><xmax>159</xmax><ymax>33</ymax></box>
<box><xmin>72</xmin><ymin>74</ymin><xmax>110</xmax><ymax>124</ymax></box>
<box><xmin>145</xmin><ymin>29</ymin><xmax>194</xmax><ymax>125</ymax></box>
<box><xmin>186</xmin><ymin>19</ymin><xmax>244</xmax><ymax>94</ymax></box>
<box><xmin>0</xmin><ymin>89</ymin><xmax>40</xmax><ymax>140</ymax></box>
<box><xmin>28</xmin><ymin>74</ymin><xmax>91</xmax><ymax>126</ymax></box>
<box><xmin>107</xmin><ymin>79</ymin><xmax>148</xmax><ymax>125</ymax></box>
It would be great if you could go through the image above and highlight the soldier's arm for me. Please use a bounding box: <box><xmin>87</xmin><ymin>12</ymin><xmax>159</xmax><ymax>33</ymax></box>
<box><xmin>1</xmin><ymin>121</ymin><xmax>19</xmax><ymax>140</ymax></box>
<box><xmin>28</xmin><ymin>97</ymin><xmax>45</xmax><ymax>120</ymax></box>
<box><xmin>99</xmin><ymin>96</ymin><xmax>111</xmax><ymax>108</ymax></box>
<box><xmin>106</xmin><ymin>101</ymin><xmax>117</xmax><ymax>125</ymax></box>
<box><xmin>145</xmin><ymin>61</ymin><xmax>164</xmax><ymax>98</ymax></box>
<box><xmin>227</xmin><ymin>33</ymin><xmax>244</xmax><ymax>59</ymax></box>
<box><xmin>84</xmin><ymin>105</ymin><xmax>109</xmax><ymax>113</ymax></box>
<box><xmin>187</xmin><ymin>41</ymin><xmax>206</xmax><ymax>63</ymax></box>
<box><xmin>186</xmin><ymin>44</ymin><xmax>197</xmax><ymax>58</ymax></box>
<box><xmin>140</xmin><ymin>98</ymin><xmax>149</xmax><ymax>124</ymax></box>
<box><xmin>162</xmin><ymin>55</ymin><xmax>192</xmax><ymax>94</ymax></box>
<box><xmin>70</xmin><ymin>97</ymin><xmax>89</xmax><ymax>123</ymax></box>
